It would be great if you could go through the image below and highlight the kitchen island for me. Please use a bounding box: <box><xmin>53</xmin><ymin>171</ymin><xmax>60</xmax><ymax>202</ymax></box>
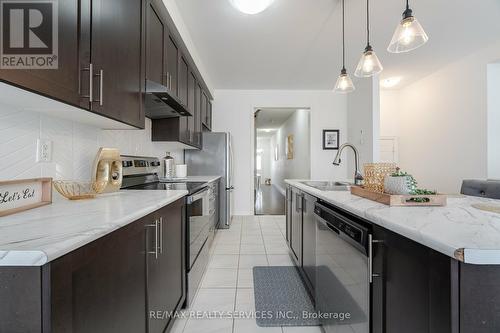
<box><xmin>285</xmin><ymin>179</ymin><xmax>500</xmax><ymax>333</ymax></box>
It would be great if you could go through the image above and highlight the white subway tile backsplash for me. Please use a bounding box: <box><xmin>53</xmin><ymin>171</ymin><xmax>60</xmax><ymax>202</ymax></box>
<box><xmin>0</xmin><ymin>104</ymin><xmax>184</xmax><ymax>181</ymax></box>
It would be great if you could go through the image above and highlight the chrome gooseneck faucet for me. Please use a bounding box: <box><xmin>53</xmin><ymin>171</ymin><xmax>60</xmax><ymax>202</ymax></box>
<box><xmin>333</xmin><ymin>143</ymin><xmax>364</xmax><ymax>186</ymax></box>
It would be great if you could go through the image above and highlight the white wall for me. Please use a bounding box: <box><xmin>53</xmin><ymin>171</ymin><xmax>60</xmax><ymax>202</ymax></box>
<box><xmin>346</xmin><ymin>77</ymin><xmax>380</xmax><ymax>174</ymax></box>
<box><xmin>389</xmin><ymin>41</ymin><xmax>500</xmax><ymax>193</ymax></box>
<box><xmin>380</xmin><ymin>90</ymin><xmax>401</xmax><ymax>138</ymax></box>
<box><xmin>487</xmin><ymin>63</ymin><xmax>500</xmax><ymax>179</ymax></box>
<box><xmin>269</xmin><ymin>109</ymin><xmax>311</xmax><ymax>193</ymax></box>
<box><xmin>0</xmin><ymin>104</ymin><xmax>184</xmax><ymax>181</ymax></box>
<box><xmin>213</xmin><ymin>90</ymin><xmax>348</xmax><ymax>215</ymax></box>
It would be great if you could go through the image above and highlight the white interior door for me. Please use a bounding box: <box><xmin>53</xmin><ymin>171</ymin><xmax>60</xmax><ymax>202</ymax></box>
<box><xmin>380</xmin><ymin>137</ymin><xmax>399</xmax><ymax>163</ymax></box>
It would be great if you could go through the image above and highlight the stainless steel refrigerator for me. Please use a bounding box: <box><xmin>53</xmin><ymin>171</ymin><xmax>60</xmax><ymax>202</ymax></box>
<box><xmin>185</xmin><ymin>132</ymin><xmax>233</xmax><ymax>228</ymax></box>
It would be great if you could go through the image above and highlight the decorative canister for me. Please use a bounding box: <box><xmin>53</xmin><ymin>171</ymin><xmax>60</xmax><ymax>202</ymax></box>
<box><xmin>384</xmin><ymin>175</ymin><xmax>412</xmax><ymax>195</ymax></box>
<box><xmin>163</xmin><ymin>152</ymin><xmax>175</xmax><ymax>179</ymax></box>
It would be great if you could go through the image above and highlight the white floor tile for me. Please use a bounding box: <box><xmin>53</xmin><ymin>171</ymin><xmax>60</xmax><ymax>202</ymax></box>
<box><xmin>264</xmin><ymin>243</ymin><xmax>290</xmax><ymax>255</ymax></box>
<box><xmin>190</xmin><ymin>289</ymin><xmax>236</xmax><ymax>313</ymax></box>
<box><xmin>234</xmin><ymin>318</ymin><xmax>283</xmax><ymax>333</ymax></box>
<box><xmin>237</xmin><ymin>268</ymin><xmax>255</xmax><ymax>288</ymax></box>
<box><xmin>214</xmin><ymin>243</ymin><xmax>241</xmax><ymax>255</ymax></box>
<box><xmin>240</xmin><ymin>243</ymin><xmax>266</xmax><ymax>254</ymax></box>
<box><xmin>183</xmin><ymin>318</ymin><xmax>233</xmax><ymax>333</ymax></box>
<box><xmin>281</xmin><ymin>326</ymin><xmax>322</xmax><ymax>333</ymax></box>
<box><xmin>235</xmin><ymin>288</ymin><xmax>255</xmax><ymax>312</ymax></box>
<box><xmin>209</xmin><ymin>255</ymin><xmax>239</xmax><ymax>269</ymax></box>
<box><xmin>239</xmin><ymin>255</ymin><xmax>268</xmax><ymax>268</ymax></box>
<box><xmin>267</xmin><ymin>255</ymin><xmax>294</xmax><ymax>266</ymax></box>
<box><xmin>201</xmin><ymin>269</ymin><xmax>238</xmax><ymax>288</ymax></box>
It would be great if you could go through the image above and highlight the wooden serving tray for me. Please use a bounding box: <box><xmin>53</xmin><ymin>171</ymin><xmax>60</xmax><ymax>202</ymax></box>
<box><xmin>351</xmin><ymin>186</ymin><xmax>447</xmax><ymax>206</ymax></box>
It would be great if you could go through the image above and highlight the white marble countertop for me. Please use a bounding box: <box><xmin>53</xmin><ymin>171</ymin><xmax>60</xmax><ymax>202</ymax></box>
<box><xmin>286</xmin><ymin>180</ymin><xmax>500</xmax><ymax>265</ymax></box>
<box><xmin>0</xmin><ymin>190</ymin><xmax>187</xmax><ymax>266</ymax></box>
<box><xmin>159</xmin><ymin>175</ymin><xmax>222</xmax><ymax>183</ymax></box>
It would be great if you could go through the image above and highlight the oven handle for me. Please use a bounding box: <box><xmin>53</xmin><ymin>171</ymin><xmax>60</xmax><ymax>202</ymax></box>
<box><xmin>187</xmin><ymin>188</ymin><xmax>209</xmax><ymax>204</ymax></box>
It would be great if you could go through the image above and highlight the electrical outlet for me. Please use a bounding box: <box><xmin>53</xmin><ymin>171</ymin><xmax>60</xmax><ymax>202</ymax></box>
<box><xmin>36</xmin><ymin>139</ymin><xmax>52</xmax><ymax>163</ymax></box>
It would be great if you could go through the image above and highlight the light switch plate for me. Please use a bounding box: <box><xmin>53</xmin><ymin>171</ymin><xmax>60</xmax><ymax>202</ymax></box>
<box><xmin>36</xmin><ymin>139</ymin><xmax>52</xmax><ymax>163</ymax></box>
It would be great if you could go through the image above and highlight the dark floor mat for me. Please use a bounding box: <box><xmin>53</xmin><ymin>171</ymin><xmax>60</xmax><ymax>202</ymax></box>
<box><xmin>252</xmin><ymin>266</ymin><xmax>319</xmax><ymax>327</ymax></box>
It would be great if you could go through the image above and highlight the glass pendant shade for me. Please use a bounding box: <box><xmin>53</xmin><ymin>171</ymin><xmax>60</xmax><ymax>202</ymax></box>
<box><xmin>354</xmin><ymin>47</ymin><xmax>383</xmax><ymax>77</ymax></box>
<box><xmin>388</xmin><ymin>16</ymin><xmax>428</xmax><ymax>53</ymax></box>
<box><xmin>334</xmin><ymin>70</ymin><xmax>355</xmax><ymax>93</ymax></box>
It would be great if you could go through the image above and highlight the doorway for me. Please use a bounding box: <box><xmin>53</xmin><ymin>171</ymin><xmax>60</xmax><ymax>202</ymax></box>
<box><xmin>254</xmin><ymin>108</ymin><xmax>311</xmax><ymax>215</ymax></box>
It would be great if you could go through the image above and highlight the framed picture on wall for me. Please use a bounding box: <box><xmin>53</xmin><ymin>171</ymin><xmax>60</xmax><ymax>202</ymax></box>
<box><xmin>323</xmin><ymin>130</ymin><xmax>340</xmax><ymax>150</ymax></box>
<box><xmin>286</xmin><ymin>135</ymin><xmax>294</xmax><ymax>159</ymax></box>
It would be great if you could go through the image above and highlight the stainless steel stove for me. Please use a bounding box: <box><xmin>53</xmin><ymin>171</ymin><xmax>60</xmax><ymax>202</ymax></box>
<box><xmin>121</xmin><ymin>155</ymin><xmax>215</xmax><ymax>307</ymax></box>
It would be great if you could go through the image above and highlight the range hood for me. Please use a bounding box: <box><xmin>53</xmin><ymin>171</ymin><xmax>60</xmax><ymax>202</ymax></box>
<box><xmin>144</xmin><ymin>80</ymin><xmax>192</xmax><ymax>118</ymax></box>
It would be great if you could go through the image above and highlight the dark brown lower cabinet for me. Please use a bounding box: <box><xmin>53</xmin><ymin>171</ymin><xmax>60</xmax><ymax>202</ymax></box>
<box><xmin>50</xmin><ymin>212</ymin><xmax>149</xmax><ymax>333</ymax></box>
<box><xmin>0</xmin><ymin>199</ymin><xmax>185</xmax><ymax>333</ymax></box>
<box><xmin>371</xmin><ymin>225</ymin><xmax>452</xmax><ymax>333</ymax></box>
<box><xmin>147</xmin><ymin>199</ymin><xmax>185</xmax><ymax>333</ymax></box>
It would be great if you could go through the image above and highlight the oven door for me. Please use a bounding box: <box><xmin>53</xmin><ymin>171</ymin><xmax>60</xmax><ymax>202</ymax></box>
<box><xmin>186</xmin><ymin>187</ymin><xmax>210</xmax><ymax>270</ymax></box>
<box><xmin>315</xmin><ymin>207</ymin><xmax>369</xmax><ymax>333</ymax></box>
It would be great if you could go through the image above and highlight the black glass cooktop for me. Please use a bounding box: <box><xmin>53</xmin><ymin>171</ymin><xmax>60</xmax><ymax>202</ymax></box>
<box><xmin>125</xmin><ymin>182</ymin><xmax>206</xmax><ymax>195</ymax></box>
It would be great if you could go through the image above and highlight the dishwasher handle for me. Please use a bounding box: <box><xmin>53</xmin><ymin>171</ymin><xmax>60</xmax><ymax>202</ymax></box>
<box><xmin>368</xmin><ymin>234</ymin><xmax>384</xmax><ymax>283</ymax></box>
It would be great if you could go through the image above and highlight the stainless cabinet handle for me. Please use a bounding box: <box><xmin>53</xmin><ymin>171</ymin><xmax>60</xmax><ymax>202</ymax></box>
<box><xmin>369</xmin><ymin>234</ymin><xmax>383</xmax><ymax>283</ymax></box>
<box><xmin>296</xmin><ymin>193</ymin><xmax>303</xmax><ymax>211</ymax></box>
<box><xmin>159</xmin><ymin>217</ymin><xmax>163</xmax><ymax>254</ymax></box>
<box><xmin>166</xmin><ymin>72</ymin><xmax>170</xmax><ymax>89</ymax></box>
<box><xmin>146</xmin><ymin>220</ymin><xmax>159</xmax><ymax>259</ymax></box>
<box><xmin>81</xmin><ymin>63</ymin><xmax>93</xmax><ymax>102</ymax></box>
<box><xmin>94</xmin><ymin>69</ymin><xmax>103</xmax><ymax>106</ymax></box>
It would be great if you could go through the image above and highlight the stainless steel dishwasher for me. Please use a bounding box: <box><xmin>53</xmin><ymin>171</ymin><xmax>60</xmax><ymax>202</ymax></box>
<box><xmin>314</xmin><ymin>201</ymin><xmax>372</xmax><ymax>333</ymax></box>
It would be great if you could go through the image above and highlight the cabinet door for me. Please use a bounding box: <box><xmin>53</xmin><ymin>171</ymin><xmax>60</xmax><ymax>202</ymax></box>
<box><xmin>187</xmin><ymin>72</ymin><xmax>196</xmax><ymax>145</ymax></box>
<box><xmin>372</xmin><ymin>225</ymin><xmax>452</xmax><ymax>333</ymax></box>
<box><xmin>207</xmin><ymin>100</ymin><xmax>212</xmax><ymax>130</ymax></box>
<box><xmin>285</xmin><ymin>186</ymin><xmax>292</xmax><ymax>244</ymax></box>
<box><xmin>201</xmin><ymin>90</ymin><xmax>208</xmax><ymax>128</ymax></box>
<box><xmin>50</xmin><ymin>215</ymin><xmax>148</xmax><ymax>333</ymax></box>
<box><xmin>166</xmin><ymin>35</ymin><xmax>178</xmax><ymax>96</ymax></box>
<box><xmin>0</xmin><ymin>0</ymin><xmax>86</xmax><ymax>108</ymax></box>
<box><xmin>146</xmin><ymin>2</ymin><xmax>165</xmax><ymax>85</ymax></box>
<box><xmin>290</xmin><ymin>188</ymin><xmax>303</xmax><ymax>265</ymax></box>
<box><xmin>302</xmin><ymin>193</ymin><xmax>317</xmax><ymax>291</ymax></box>
<box><xmin>147</xmin><ymin>199</ymin><xmax>185</xmax><ymax>333</ymax></box>
<box><xmin>178</xmin><ymin>56</ymin><xmax>188</xmax><ymax>106</ymax></box>
<box><xmin>195</xmin><ymin>83</ymin><xmax>203</xmax><ymax>145</ymax></box>
<box><xmin>91</xmin><ymin>0</ymin><xmax>145</xmax><ymax>128</ymax></box>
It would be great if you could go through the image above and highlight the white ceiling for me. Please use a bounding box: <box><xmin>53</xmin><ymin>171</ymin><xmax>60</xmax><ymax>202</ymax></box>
<box><xmin>174</xmin><ymin>0</ymin><xmax>500</xmax><ymax>90</ymax></box>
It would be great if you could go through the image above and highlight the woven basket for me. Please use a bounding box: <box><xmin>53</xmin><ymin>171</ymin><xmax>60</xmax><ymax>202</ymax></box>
<box><xmin>363</xmin><ymin>163</ymin><xmax>397</xmax><ymax>193</ymax></box>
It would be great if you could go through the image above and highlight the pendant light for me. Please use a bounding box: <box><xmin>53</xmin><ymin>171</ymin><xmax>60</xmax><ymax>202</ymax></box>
<box><xmin>229</xmin><ymin>0</ymin><xmax>274</xmax><ymax>15</ymax></box>
<box><xmin>334</xmin><ymin>0</ymin><xmax>355</xmax><ymax>93</ymax></box>
<box><xmin>387</xmin><ymin>0</ymin><xmax>428</xmax><ymax>53</ymax></box>
<box><xmin>354</xmin><ymin>0</ymin><xmax>383</xmax><ymax>77</ymax></box>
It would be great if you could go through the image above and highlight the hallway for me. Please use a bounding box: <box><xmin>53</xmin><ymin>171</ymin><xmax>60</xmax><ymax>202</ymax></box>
<box><xmin>254</xmin><ymin>185</ymin><xmax>285</xmax><ymax>215</ymax></box>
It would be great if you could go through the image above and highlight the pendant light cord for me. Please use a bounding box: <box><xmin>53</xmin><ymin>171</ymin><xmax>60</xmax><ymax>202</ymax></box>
<box><xmin>366</xmin><ymin>0</ymin><xmax>370</xmax><ymax>47</ymax></box>
<box><xmin>342</xmin><ymin>0</ymin><xmax>345</xmax><ymax>70</ymax></box>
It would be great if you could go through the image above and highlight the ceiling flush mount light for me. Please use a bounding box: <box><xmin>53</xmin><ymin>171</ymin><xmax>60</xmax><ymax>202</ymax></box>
<box><xmin>229</xmin><ymin>0</ymin><xmax>274</xmax><ymax>15</ymax></box>
<box><xmin>380</xmin><ymin>77</ymin><xmax>402</xmax><ymax>88</ymax></box>
<box><xmin>387</xmin><ymin>0</ymin><xmax>428</xmax><ymax>53</ymax></box>
<box><xmin>355</xmin><ymin>0</ymin><xmax>383</xmax><ymax>78</ymax></box>
<box><xmin>334</xmin><ymin>0</ymin><xmax>355</xmax><ymax>93</ymax></box>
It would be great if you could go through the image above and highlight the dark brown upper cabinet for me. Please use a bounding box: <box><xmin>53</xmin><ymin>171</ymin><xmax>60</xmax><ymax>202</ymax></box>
<box><xmin>0</xmin><ymin>0</ymin><xmax>146</xmax><ymax>129</ymax></box>
<box><xmin>178</xmin><ymin>56</ymin><xmax>189</xmax><ymax>107</ymax></box>
<box><xmin>188</xmin><ymin>71</ymin><xmax>197</xmax><ymax>144</ymax></box>
<box><xmin>146</xmin><ymin>2</ymin><xmax>165</xmax><ymax>86</ymax></box>
<box><xmin>89</xmin><ymin>0</ymin><xmax>145</xmax><ymax>128</ymax></box>
<box><xmin>165</xmin><ymin>35</ymin><xmax>178</xmax><ymax>96</ymax></box>
<box><xmin>0</xmin><ymin>0</ymin><xmax>86</xmax><ymax>110</ymax></box>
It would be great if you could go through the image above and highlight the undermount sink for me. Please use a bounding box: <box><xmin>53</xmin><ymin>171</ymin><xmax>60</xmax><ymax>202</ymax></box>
<box><xmin>299</xmin><ymin>181</ymin><xmax>351</xmax><ymax>191</ymax></box>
